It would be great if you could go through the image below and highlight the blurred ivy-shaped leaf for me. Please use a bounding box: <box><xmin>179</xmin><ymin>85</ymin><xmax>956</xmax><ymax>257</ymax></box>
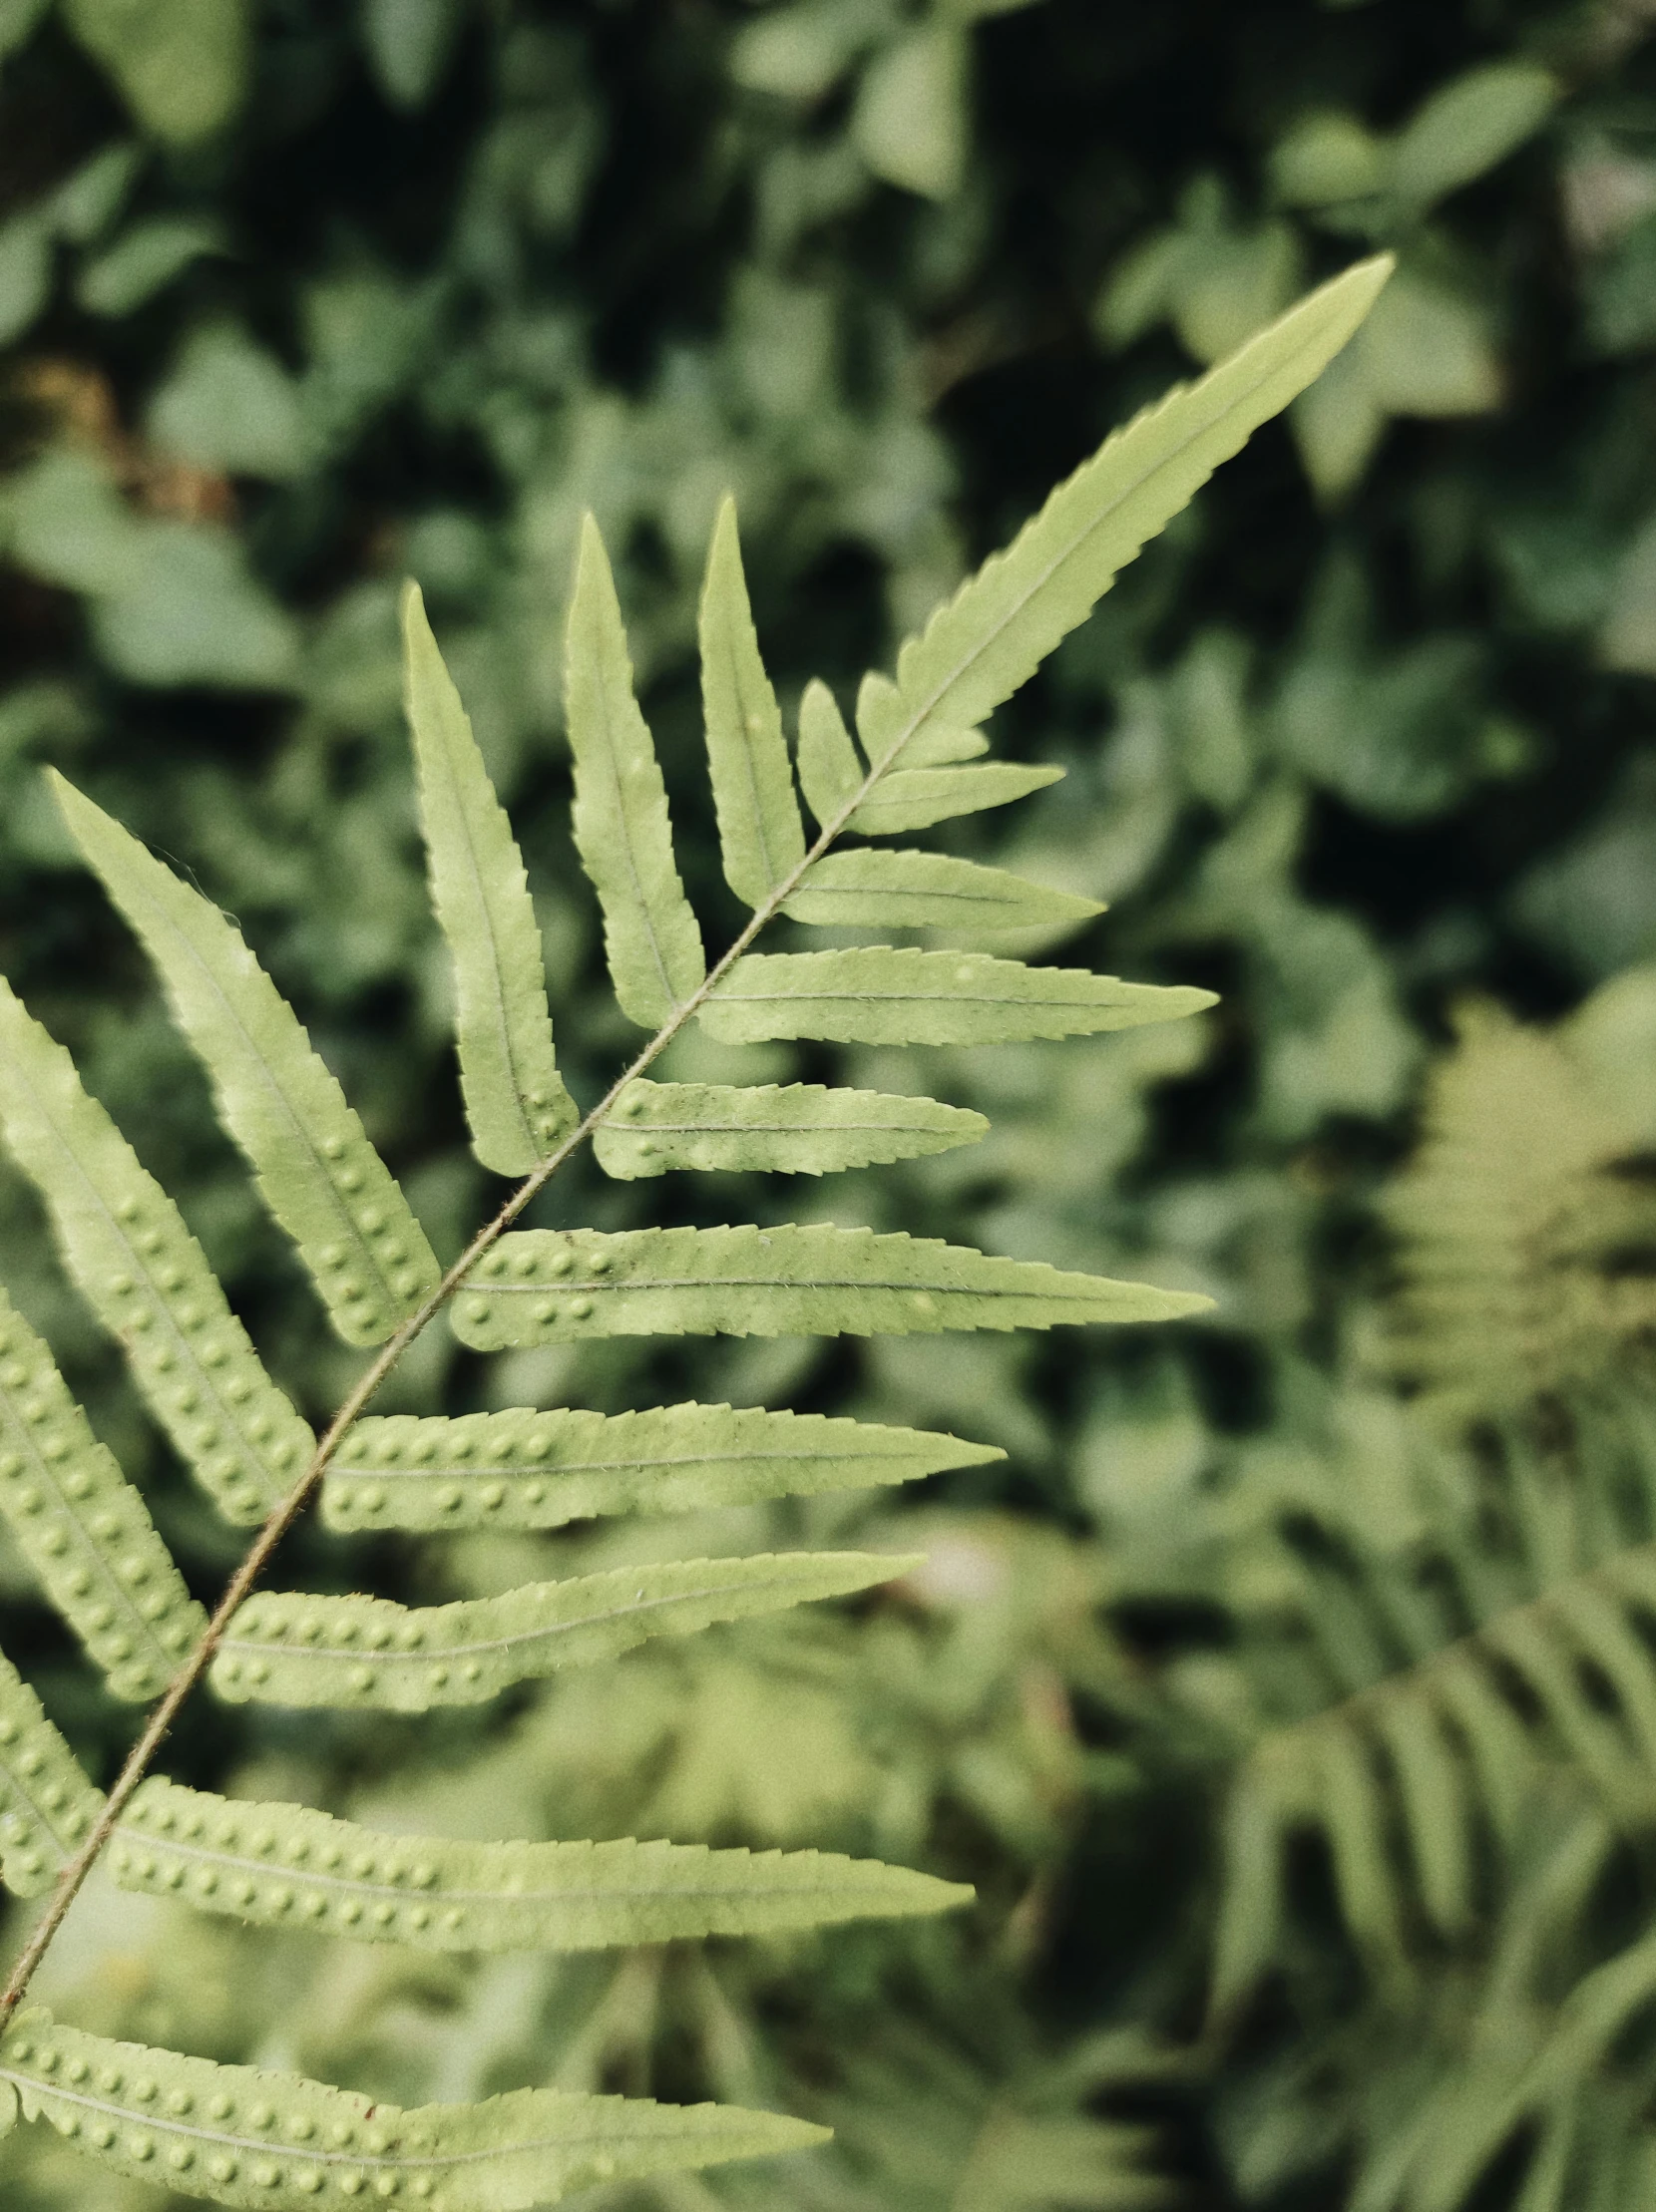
<box><xmin>62</xmin><ymin>0</ymin><xmax>249</xmax><ymax>145</ymax></box>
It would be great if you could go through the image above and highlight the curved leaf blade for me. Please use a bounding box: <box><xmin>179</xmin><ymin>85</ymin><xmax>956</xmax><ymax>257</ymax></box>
<box><xmin>0</xmin><ymin>1284</ymin><xmax>205</xmax><ymax>1699</ymax></box>
<box><xmin>882</xmin><ymin>256</ymin><xmax>1392</xmax><ymax>763</ymax></box>
<box><xmin>113</xmin><ymin>1777</ymin><xmax>969</xmax><ymax>1949</ymax></box>
<box><xmin>566</xmin><ymin>515</ymin><xmax>705</xmax><ymax>1026</ymax></box>
<box><xmin>796</xmin><ymin>678</ymin><xmax>865</xmax><ymax>831</ymax></box>
<box><xmin>0</xmin><ymin>1646</ymin><xmax>105</xmax><ymax>1899</ymax></box>
<box><xmin>450</xmin><ymin>1225</ymin><xmax>1212</xmax><ymax>1348</ymax></box>
<box><xmin>699</xmin><ymin>948</ymin><xmax>1215</xmax><ymax>1046</ymax></box>
<box><xmin>212</xmin><ymin>1551</ymin><xmax>915</xmax><ymax>1711</ymax></box>
<box><xmin>0</xmin><ymin>976</ymin><xmax>315</xmax><ymax>1523</ymax></box>
<box><xmin>699</xmin><ymin>496</ymin><xmax>806</xmax><ymax>907</ymax></box>
<box><xmin>52</xmin><ymin>774</ymin><xmax>441</xmax><ymax>1347</ymax></box>
<box><xmin>402</xmin><ymin>582</ymin><xmax>577</xmax><ymax>1175</ymax></box>
<box><xmin>0</xmin><ymin>2010</ymin><xmax>824</xmax><ymax>2208</ymax></box>
<box><xmin>594</xmin><ymin>1078</ymin><xmax>988</xmax><ymax>1179</ymax></box>
<box><xmin>323</xmin><ymin>1401</ymin><xmax>1001</xmax><ymax>1534</ymax></box>
<box><xmin>783</xmin><ymin>850</ymin><xmax>1104</xmax><ymax>935</ymax></box>
<box><xmin>848</xmin><ymin>762</ymin><xmax>1063</xmax><ymax>838</ymax></box>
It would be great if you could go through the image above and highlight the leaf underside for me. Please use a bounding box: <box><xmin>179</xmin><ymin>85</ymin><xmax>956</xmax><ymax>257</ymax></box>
<box><xmin>449</xmin><ymin>1224</ymin><xmax>1212</xmax><ymax>1349</ymax></box>
<box><xmin>0</xmin><ymin>975</ymin><xmax>315</xmax><ymax>1524</ymax></box>
<box><xmin>0</xmin><ymin>2010</ymin><xmax>825</xmax><ymax>2211</ymax></box>
<box><xmin>322</xmin><ymin>1400</ymin><xmax>1002</xmax><ymax>1534</ymax></box>
<box><xmin>0</xmin><ymin>1283</ymin><xmax>206</xmax><ymax>1699</ymax></box>
<box><xmin>0</xmin><ymin>1645</ymin><xmax>105</xmax><ymax>1899</ymax></box>
<box><xmin>403</xmin><ymin>582</ymin><xmax>577</xmax><ymax>1174</ymax></box>
<box><xmin>213</xmin><ymin>1551</ymin><xmax>917</xmax><ymax>1711</ymax></box>
<box><xmin>52</xmin><ymin>774</ymin><xmax>442</xmax><ymax>1347</ymax></box>
<box><xmin>593</xmin><ymin>1078</ymin><xmax>988</xmax><ymax>1178</ymax></box>
<box><xmin>110</xmin><ymin>1777</ymin><xmax>968</xmax><ymax>1951</ymax></box>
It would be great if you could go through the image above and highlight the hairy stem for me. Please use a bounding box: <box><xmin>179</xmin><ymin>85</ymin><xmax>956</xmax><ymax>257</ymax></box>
<box><xmin>0</xmin><ymin>712</ymin><xmax>912</xmax><ymax>2026</ymax></box>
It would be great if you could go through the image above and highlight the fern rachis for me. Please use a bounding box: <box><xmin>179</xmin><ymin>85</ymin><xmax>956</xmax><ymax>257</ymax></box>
<box><xmin>0</xmin><ymin>258</ymin><xmax>1388</xmax><ymax>2206</ymax></box>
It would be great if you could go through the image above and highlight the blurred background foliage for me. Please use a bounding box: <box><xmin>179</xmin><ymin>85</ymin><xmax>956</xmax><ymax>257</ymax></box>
<box><xmin>3</xmin><ymin>0</ymin><xmax>1656</xmax><ymax>2205</ymax></box>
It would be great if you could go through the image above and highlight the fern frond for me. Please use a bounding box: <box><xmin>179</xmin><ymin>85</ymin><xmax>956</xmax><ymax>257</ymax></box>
<box><xmin>51</xmin><ymin>773</ymin><xmax>443</xmax><ymax>1348</ymax></box>
<box><xmin>0</xmin><ymin>1647</ymin><xmax>104</xmax><ymax>1898</ymax></box>
<box><xmin>783</xmin><ymin>849</ymin><xmax>1104</xmax><ymax>935</ymax></box>
<box><xmin>566</xmin><ymin>514</ymin><xmax>706</xmax><ymax>1025</ymax></box>
<box><xmin>0</xmin><ymin>2009</ymin><xmax>824</xmax><ymax>2208</ymax></box>
<box><xmin>593</xmin><ymin>1079</ymin><xmax>988</xmax><ymax>1178</ymax></box>
<box><xmin>322</xmin><ymin>1403</ymin><xmax>1001</xmax><ymax>1533</ymax></box>
<box><xmin>699</xmin><ymin>495</ymin><xmax>807</xmax><ymax>908</ymax></box>
<box><xmin>0</xmin><ymin>975</ymin><xmax>315</xmax><ymax>1523</ymax></box>
<box><xmin>1382</xmin><ymin>1001</ymin><xmax>1656</xmax><ymax>1425</ymax></box>
<box><xmin>848</xmin><ymin>762</ymin><xmax>1066</xmax><ymax>837</ymax></box>
<box><xmin>0</xmin><ymin>1283</ymin><xmax>205</xmax><ymax>1699</ymax></box>
<box><xmin>109</xmin><ymin>1777</ymin><xmax>966</xmax><ymax>1949</ymax></box>
<box><xmin>450</xmin><ymin>1225</ymin><xmax>1209</xmax><ymax>1349</ymax></box>
<box><xmin>1210</xmin><ymin>1398</ymin><xmax>1656</xmax><ymax>2008</ymax></box>
<box><xmin>878</xmin><ymin>253</ymin><xmax>1391</xmax><ymax>764</ymax></box>
<box><xmin>699</xmin><ymin>948</ymin><xmax>1214</xmax><ymax>1045</ymax></box>
<box><xmin>211</xmin><ymin>1551</ymin><xmax>918</xmax><ymax>1710</ymax></box>
<box><xmin>402</xmin><ymin>582</ymin><xmax>577</xmax><ymax>1174</ymax></box>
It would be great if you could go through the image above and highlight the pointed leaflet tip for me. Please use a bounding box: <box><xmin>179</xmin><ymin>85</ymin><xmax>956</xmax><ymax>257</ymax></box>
<box><xmin>401</xmin><ymin>578</ymin><xmax>577</xmax><ymax>1176</ymax></box>
<box><xmin>566</xmin><ymin>515</ymin><xmax>706</xmax><ymax>1027</ymax></box>
<box><xmin>882</xmin><ymin>253</ymin><xmax>1397</xmax><ymax>762</ymax></box>
<box><xmin>699</xmin><ymin>496</ymin><xmax>807</xmax><ymax>907</ymax></box>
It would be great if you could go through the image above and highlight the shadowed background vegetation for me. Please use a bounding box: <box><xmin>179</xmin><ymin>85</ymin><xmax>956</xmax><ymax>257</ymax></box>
<box><xmin>3</xmin><ymin>0</ymin><xmax>1656</xmax><ymax>2204</ymax></box>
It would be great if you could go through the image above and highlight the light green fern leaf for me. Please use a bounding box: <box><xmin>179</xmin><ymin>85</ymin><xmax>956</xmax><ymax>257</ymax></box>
<box><xmin>878</xmin><ymin>254</ymin><xmax>1392</xmax><ymax>767</ymax></box>
<box><xmin>212</xmin><ymin>1551</ymin><xmax>916</xmax><ymax>1710</ymax></box>
<box><xmin>51</xmin><ymin>774</ymin><xmax>442</xmax><ymax>1347</ymax></box>
<box><xmin>449</xmin><ymin>1224</ymin><xmax>1211</xmax><ymax>1348</ymax></box>
<box><xmin>593</xmin><ymin>1078</ymin><xmax>988</xmax><ymax>1178</ymax></box>
<box><xmin>0</xmin><ymin>1284</ymin><xmax>205</xmax><ymax>1700</ymax></box>
<box><xmin>783</xmin><ymin>849</ymin><xmax>1104</xmax><ymax>934</ymax></box>
<box><xmin>111</xmin><ymin>1777</ymin><xmax>967</xmax><ymax>1948</ymax></box>
<box><xmin>0</xmin><ymin>2010</ymin><xmax>824</xmax><ymax>2208</ymax></box>
<box><xmin>322</xmin><ymin>1402</ymin><xmax>1002</xmax><ymax>1533</ymax></box>
<box><xmin>0</xmin><ymin>1647</ymin><xmax>104</xmax><ymax>1899</ymax></box>
<box><xmin>0</xmin><ymin>976</ymin><xmax>314</xmax><ymax>1523</ymax></box>
<box><xmin>566</xmin><ymin>514</ymin><xmax>705</xmax><ymax>1025</ymax></box>
<box><xmin>848</xmin><ymin>762</ymin><xmax>1065</xmax><ymax>838</ymax></box>
<box><xmin>402</xmin><ymin>582</ymin><xmax>577</xmax><ymax>1174</ymax></box>
<box><xmin>797</xmin><ymin>678</ymin><xmax>865</xmax><ymax>829</ymax></box>
<box><xmin>699</xmin><ymin>948</ymin><xmax>1215</xmax><ymax>1045</ymax></box>
<box><xmin>699</xmin><ymin>495</ymin><xmax>807</xmax><ymax>906</ymax></box>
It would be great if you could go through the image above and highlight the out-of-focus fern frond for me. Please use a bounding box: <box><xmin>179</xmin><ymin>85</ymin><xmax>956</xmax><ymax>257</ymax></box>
<box><xmin>1383</xmin><ymin>1001</ymin><xmax>1656</xmax><ymax>1425</ymax></box>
